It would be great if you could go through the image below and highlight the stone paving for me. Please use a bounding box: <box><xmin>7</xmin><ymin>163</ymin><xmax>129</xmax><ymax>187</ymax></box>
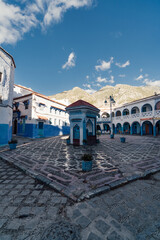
<box><xmin>0</xmin><ymin>159</ymin><xmax>160</xmax><ymax>239</ymax></box>
<box><xmin>0</xmin><ymin>135</ymin><xmax>160</xmax><ymax>201</ymax></box>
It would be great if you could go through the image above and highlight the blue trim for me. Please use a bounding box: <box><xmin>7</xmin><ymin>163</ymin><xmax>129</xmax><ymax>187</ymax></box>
<box><xmin>0</xmin><ymin>124</ymin><xmax>12</xmax><ymax>146</ymax></box>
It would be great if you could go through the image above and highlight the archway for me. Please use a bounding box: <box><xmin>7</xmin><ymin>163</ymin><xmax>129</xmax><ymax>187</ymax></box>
<box><xmin>131</xmin><ymin>107</ymin><xmax>140</xmax><ymax>114</ymax></box>
<box><xmin>111</xmin><ymin>112</ymin><xmax>114</xmax><ymax>117</ymax></box>
<box><xmin>123</xmin><ymin>122</ymin><xmax>130</xmax><ymax>134</ymax></box>
<box><xmin>73</xmin><ymin>124</ymin><xmax>80</xmax><ymax>145</ymax></box>
<box><xmin>86</xmin><ymin>119</ymin><xmax>93</xmax><ymax>136</ymax></box>
<box><xmin>142</xmin><ymin>104</ymin><xmax>152</xmax><ymax>112</ymax></box>
<box><xmin>103</xmin><ymin>123</ymin><xmax>110</xmax><ymax>133</ymax></box>
<box><xmin>123</xmin><ymin>109</ymin><xmax>129</xmax><ymax>116</ymax></box>
<box><xmin>155</xmin><ymin>101</ymin><xmax>160</xmax><ymax>110</ymax></box>
<box><xmin>116</xmin><ymin>123</ymin><xmax>122</xmax><ymax>134</ymax></box>
<box><xmin>155</xmin><ymin>120</ymin><xmax>160</xmax><ymax>135</ymax></box>
<box><xmin>97</xmin><ymin>125</ymin><xmax>101</xmax><ymax>131</ymax></box>
<box><xmin>132</xmin><ymin>121</ymin><xmax>141</xmax><ymax>135</ymax></box>
<box><xmin>116</xmin><ymin>110</ymin><xmax>121</xmax><ymax>117</ymax></box>
<box><xmin>102</xmin><ymin>112</ymin><xmax>110</xmax><ymax>118</ymax></box>
<box><xmin>142</xmin><ymin>121</ymin><xmax>153</xmax><ymax>135</ymax></box>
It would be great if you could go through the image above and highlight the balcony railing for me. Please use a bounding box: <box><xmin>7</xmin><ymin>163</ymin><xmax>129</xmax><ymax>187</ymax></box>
<box><xmin>131</xmin><ymin>113</ymin><xmax>140</xmax><ymax>118</ymax></box>
<box><xmin>155</xmin><ymin>110</ymin><xmax>160</xmax><ymax>117</ymax></box>
<box><xmin>141</xmin><ymin>111</ymin><xmax>153</xmax><ymax>117</ymax></box>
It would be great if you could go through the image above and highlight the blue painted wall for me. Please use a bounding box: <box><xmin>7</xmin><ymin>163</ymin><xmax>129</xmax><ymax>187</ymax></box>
<box><xmin>17</xmin><ymin>123</ymin><xmax>70</xmax><ymax>138</ymax></box>
<box><xmin>0</xmin><ymin>124</ymin><xmax>12</xmax><ymax>146</ymax></box>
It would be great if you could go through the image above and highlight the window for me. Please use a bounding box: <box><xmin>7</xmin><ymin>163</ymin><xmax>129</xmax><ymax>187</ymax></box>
<box><xmin>0</xmin><ymin>72</ymin><xmax>2</xmax><ymax>82</ymax></box>
<box><xmin>23</xmin><ymin>100</ymin><xmax>29</xmax><ymax>110</ymax></box>
<box><xmin>54</xmin><ymin>119</ymin><xmax>57</xmax><ymax>125</ymax></box>
<box><xmin>49</xmin><ymin>118</ymin><xmax>52</xmax><ymax>124</ymax></box>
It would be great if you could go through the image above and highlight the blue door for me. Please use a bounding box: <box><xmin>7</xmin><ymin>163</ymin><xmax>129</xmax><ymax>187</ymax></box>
<box><xmin>73</xmin><ymin>125</ymin><xmax>80</xmax><ymax>145</ymax></box>
<box><xmin>38</xmin><ymin>122</ymin><xmax>44</xmax><ymax>137</ymax></box>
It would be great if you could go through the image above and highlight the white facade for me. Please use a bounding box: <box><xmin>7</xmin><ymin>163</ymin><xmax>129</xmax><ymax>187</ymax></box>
<box><xmin>13</xmin><ymin>89</ymin><xmax>70</xmax><ymax>138</ymax></box>
<box><xmin>97</xmin><ymin>94</ymin><xmax>160</xmax><ymax>136</ymax></box>
<box><xmin>0</xmin><ymin>47</ymin><xmax>16</xmax><ymax>145</ymax></box>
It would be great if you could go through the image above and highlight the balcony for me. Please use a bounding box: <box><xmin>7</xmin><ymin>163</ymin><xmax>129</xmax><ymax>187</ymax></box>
<box><xmin>97</xmin><ymin>117</ymin><xmax>110</xmax><ymax>123</ymax></box>
<box><xmin>141</xmin><ymin>111</ymin><xmax>153</xmax><ymax>117</ymax></box>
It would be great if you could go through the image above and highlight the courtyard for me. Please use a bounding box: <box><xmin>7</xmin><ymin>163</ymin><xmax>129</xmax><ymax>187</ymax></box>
<box><xmin>0</xmin><ymin>135</ymin><xmax>160</xmax><ymax>202</ymax></box>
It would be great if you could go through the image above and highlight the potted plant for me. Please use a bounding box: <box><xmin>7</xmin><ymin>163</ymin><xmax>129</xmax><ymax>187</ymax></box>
<box><xmin>120</xmin><ymin>131</ymin><xmax>126</xmax><ymax>143</ymax></box>
<box><xmin>8</xmin><ymin>139</ymin><xmax>18</xmax><ymax>150</ymax></box>
<box><xmin>81</xmin><ymin>154</ymin><xmax>93</xmax><ymax>172</ymax></box>
<box><xmin>66</xmin><ymin>136</ymin><xmax>70</xmax><ymax>145</ymax></box>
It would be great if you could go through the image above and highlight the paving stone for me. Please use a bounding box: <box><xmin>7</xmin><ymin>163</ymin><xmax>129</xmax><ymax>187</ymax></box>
<box><xmin>0</xmin><ymin>219</ymin><xmax>7</xmax><ymax>228</ymax></box>
<box><xmin>0</xmin><ymin>234</ymin><xmax>12</xmax><ymax>240</ymax></box>
<box><xmin>95</xmin><ymin>219</ymin><xmax>110</xmax><ymax>234</ymax></box>
<box><xmin>76</xmin><ymin>215</ymin><xmax>91</xmax><ymax>229</ymax></box>
<box><xmin>6</xmin><ymin>220</ymin><xmax>21</xmax><ymax>230</ymax></box>
<box><xmin>72</xmin><ymin>209</ymin><xmax>82</xmax><ymax>219</ymax></box>
<box><xmin>106</xmin><ymin>231</ymin><xmax>124</xmax><ymax>240</ymax></box>
<box><xmin>87</xmin><ymin>232</ymin><xmax>103</xmax><ymax>240</ymax></box>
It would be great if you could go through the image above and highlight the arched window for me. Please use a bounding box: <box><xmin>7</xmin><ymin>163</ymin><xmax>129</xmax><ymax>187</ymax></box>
<box><xmin>131</xmin><ymin>107</ymin><xmax>139</xmax><ymax>114</ymax></box>
<box><xmin>141</xmin><ymin>104</ymin><xmax>152</xmax><ymax>112</ymax></box>
<box><xmin>116</xmin><ymin>110</ymin><xmax>121</xmax><ymax>116</ymax></box>
<box><xmin>123</xmin><ymin>109</ymin><xmax>129</xmax><ymax>116</ymax></box>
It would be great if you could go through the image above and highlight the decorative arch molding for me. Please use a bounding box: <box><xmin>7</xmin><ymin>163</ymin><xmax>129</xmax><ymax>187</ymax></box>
<box><xmin>131</xmin><ymin>121</ymin><xmax>141</xmax><ymax>135</ymax></box>
<box><xmin>101</xmin><ymin>112</ymin><xmax>110</xmax><ymax>118</ymax></box>
<box><xmin>116</xmin><ymin>110</ymin><xmax>121</xmax><ymax>117</ymax></box>
<box><xmin>142</xmin><ymin>120</ymin><xmax>153</xmax><ymax>135</ymax></box>
<box><xmin>141</xmin><ymin>103</ymin><xmax>152</xmax><ymax>112</ymax></box>
<box><xmin>155</xmin><ymin>101</ymin><xmax>160</xmax><ymax>110</ymax></box>
<box><xmin>123</xmin><ymin>122</ymin><xmax>130</xmax><ymax>134</ymax></box>
<box><xmin>131</xmin><ymin>106</ymin><xmax>140</xmax><ymax>114</ymax></box>
<box><xmin>123</xmin><ymin>108</ymin><xmax>130</xmax><ymax>116</ymax></box>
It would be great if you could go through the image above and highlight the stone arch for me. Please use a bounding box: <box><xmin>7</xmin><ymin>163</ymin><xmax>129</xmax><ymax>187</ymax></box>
<box><xmin>142</xmin><ymin>104</ymin><xmax>152</xmax><ymax>112</ymax></box>
<box><xmin>131</xmin><ymin>121</ymin><xmax>141</xmax><ymax>134</ymax></box>
<box><xmin>116</xmin><ymin>123</ymin><xmax>122</xmax><ymax>134</ymax></box>
<box><xmin>116</xmin><ymin>110</ymin><xmax>121</xmax><ymax>117</ymax></box>
<box><xmin>142</xmin><ymin>121</ymin><xmax>153</xmax><ymax>135</ymax></box>
<box><xmin>102</xmin><ymin>112</ymin><xmax>110</xmax><ymax>118</ymax></box>
<box><xmin>123</xmin><ymin>108</ymin><xmax>130</xmax><ymax>116</ymax></box>
<box><xmin>123</xmin><ymin>122</ymin><xmax>130</xmax><ymax>134</ymax></box>
<box><xmin>155</xmin><ymin>101</ymin><xmax>160</xmax><ymax>110</ymax></box>
<box><xmin>131</xmin><ymin>106</ymin><xmax>140</xmax><ymax>114</ymax></box>
<box><xmin>103</xmin><ymin>123</ymin><xmax>110</xmax><ymax>132</ymax></box>
<box><xmin>155</xmin><ymin>120</ymin><xmax>160</xmax><ymax>135</ymax></box>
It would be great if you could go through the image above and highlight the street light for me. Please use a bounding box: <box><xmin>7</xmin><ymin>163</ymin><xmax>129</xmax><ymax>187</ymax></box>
<box><xmin>104</xmin><ymin>95</ymin><xmax>115</xmax><ymax>136</ymax></box>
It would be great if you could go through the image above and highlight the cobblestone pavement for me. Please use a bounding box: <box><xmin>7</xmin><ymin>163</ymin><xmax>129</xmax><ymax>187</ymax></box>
<box><xmin>0</xmin><ymin>135</ymin><xmax>160</xmax><ymax>201</ymax></box>
<box><xmin>0</xmin><ymin>160</ymin><xmax>160</xmax><ymax>240</ymax></box>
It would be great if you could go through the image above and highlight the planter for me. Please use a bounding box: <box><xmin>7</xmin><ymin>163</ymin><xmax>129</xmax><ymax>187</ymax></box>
<box><xmin>66</xmin><ymin>139</ymin><xmax>70</xmax><ymax>145</ymax></box>
<box><xmin>82</xmin><ymin>160</ymin><xmax>92</xmax><ymax>171</ymax></box>
<box><xmin>9</xmin><ymin>143</ymin><xmax>17</xmax><ymax>150</ymax></box>
<box><xmin>120</xmin><ymin>137</ymin><xmax>126</xmax><ymax>143</ymax></box>
<box><xmin>110</xmin><ymin>134</ymin><xmax>114</xmax><ymax>139</ymax></box>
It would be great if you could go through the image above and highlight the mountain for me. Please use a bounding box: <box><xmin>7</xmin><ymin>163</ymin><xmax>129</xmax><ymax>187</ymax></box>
<box><xmin>49</xmin><ymin>84</ymin><xmax>160</xmax><ymax>110</ymax></box>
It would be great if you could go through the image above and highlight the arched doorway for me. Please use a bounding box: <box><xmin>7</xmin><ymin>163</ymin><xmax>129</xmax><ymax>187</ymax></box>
<box><xmin>116</xmin><ymin>110</ymin><xmax>121</xmax><ymax>117</ymax></box>
<box><xmin>155</xmin><ymin>120</ymin><xmax>160</xmax><ymax>136</ymax></box>
<box><xmin>73</xmin><ymin>124</ymin><xmax>80</xmax><ymax>145</ymax></box>
<box><xmin>155</xmin><ymin>101</ymin><xmax>160</xmax><ymax>110</ymax></box>
<box><xmin>123</xmin><ymin>109</ymin><xmax>129</xmax><ymax>116</ymax></box>
<box><xmin>116</xmin><ymin>123</ymin><xmax>122</xmax><ymax>134</ymax></box>
<box><xmin>112</xmin><ymin>124</ymin><xmax>115</xmax><ymax>134</ymax></box>
<box><xmin>103</xmin><ymin>124</ymin><xmax>110</xmax><ymax>133</ymax></box>
<box><xmin>123</xmin><ymin>122</ymin><xmax>130</xmax><ymax>134</ymax></box>
<box><xmin>142</xmin><ymin>104</ymin><xmax>152</xmax><ymax>112</ymax></box>
<box><xmin>97</xmin><ymin>125</ymin><xmax>101</xmax><ymax>131</ymax></box>
<box><xmin>102</xmin><ymin>112</ymin><xmax>110</xmax><ymax>118</ymax></box>
<box><xmin>132</xmin><ymin>121</ymin><xmax>141</xmax><ymax>135</ymax></box>
<box><xmin>131</xmin><ymin>107</ymin><xmax>140</xmax><ymax>114</ymax></box>
<box><xmin>142</xmin><ymin>121</ymin><xmax>153</xmax><ymax>135</ymax></box>
<box><xmin>86</xmin><ymin>119</ymin><xmax>93</xmax><ymax>136</ymax></box>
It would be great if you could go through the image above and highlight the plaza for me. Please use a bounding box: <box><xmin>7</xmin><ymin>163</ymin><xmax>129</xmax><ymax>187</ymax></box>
<box><xmin>0</xmin><ymin>134</ymin><xmax>160</xmax><ymax>239</ymax></box>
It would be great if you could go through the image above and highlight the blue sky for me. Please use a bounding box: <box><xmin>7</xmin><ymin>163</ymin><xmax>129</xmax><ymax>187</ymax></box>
<box><xmin>1</xmin><ymin>0</ymin><xmax>160</xmax><ymax>95</ymax></box>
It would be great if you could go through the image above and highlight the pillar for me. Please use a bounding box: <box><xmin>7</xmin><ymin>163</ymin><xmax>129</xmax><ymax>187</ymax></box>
<box><xmin>153</xmin><ymin>125</ymin><xmax>156</xmax><ymax>137</ymax></box>
<box><xmin>130</xmin><ymin>125</ymin><xmax>133</xmax><ymax>135</ymax></box>
<box><xmin>141</xmin><ymin>125</ymin><xmax>143</xmax><ymax>136</ymax></box>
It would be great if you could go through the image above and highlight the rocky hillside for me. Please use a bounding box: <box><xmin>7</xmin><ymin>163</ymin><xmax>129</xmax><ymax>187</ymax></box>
<box><xmin>49</xmin><ymin>84</ymin><xmax>160</xmax><ymax>109</ymax></box>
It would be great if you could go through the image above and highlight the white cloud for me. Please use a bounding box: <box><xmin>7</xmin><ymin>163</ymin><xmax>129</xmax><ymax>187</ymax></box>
<box><xmin>119</xmin><ymin>74</ymin><xmax>126</xmax><ymax>78</ymax></box>
<box><xmin>109</xmin><ymin>75</ymin><xmax>114</xmax><ymax>84</ymax></box>
<box><xmin>0</xmin><ymin>0</ymin><xmax>93</xmax><ymax>44</ymax></box>
<box><xmin>115</xmin><ymin>60</ymin><xmax>130</xmax><ymax>68</ymax></box>
<box><xmin>97</xmin><ymin>76</ymin><xmax>107</xmax><ymax>83</ymax></box>
<box><xmin>143</xmin><ymin>79</ymin><xmax>160</xmax><ymax>87</ymax></box>
<box><xmin>83</xmin><ymin>84</ymin><xmax>91</xmax><ymax>88</ymax></box>
<box><xmin>140</xmin><ymin>68</ymin><xmax>143</xmax><ymax>72</ymax></box>
<box><xmin>135</xmin><ymin>74</ymin><xmax>144</xmax><ymax>81</ymax></box>
<box><xmin>62</xmin><ymin>52</ymin><xmax>76</xmax><ymax>70</ymax></box>
<box><xmin>86</xmin><ymin>75</ymin><xmax>89</xmax><ymax>79</ymax></box>
<box><xmin>95</xmin><ymin>57</ymin><xmax>113</xmax><ymax>71</ymax></box>
<box><xmin>96</xmin><ymin>75</ymin><xmax>114</xmax><ymax>84</ymax></box>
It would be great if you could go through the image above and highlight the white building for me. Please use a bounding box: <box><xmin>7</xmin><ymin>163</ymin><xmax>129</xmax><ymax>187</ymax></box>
<box><xmin>97</xmin><ymin>93</ymin><xmax>160</xmax><ymax>136</ymax></box>
<box><xmin>13</xmin><ymin>85</ymin><xmax>70</xmax><ymax>138</ymax></box>
<box><xmin>0</xmin><ymin>47</ymin><xmax>16</xmax><ymax>146</ymax></box>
